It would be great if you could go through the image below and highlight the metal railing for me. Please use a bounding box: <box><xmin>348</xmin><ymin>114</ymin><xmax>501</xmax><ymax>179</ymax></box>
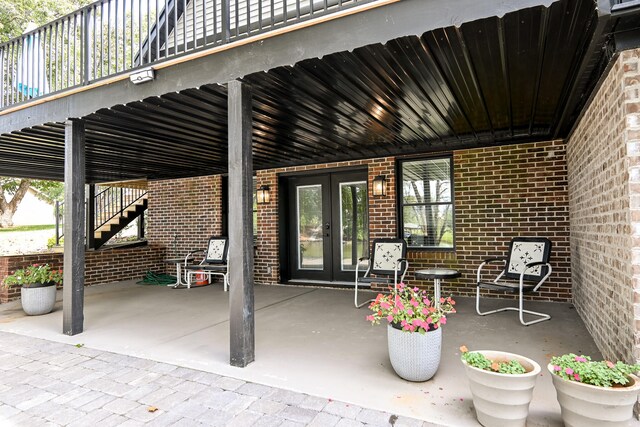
<box><xmin>55</xmin><ymin>186</ymin><xmax>147</xmax><ymax>245</ymax></box>
<box><xmin>0</xmin><ymin>0</ymin><xmax>373</xmax><ymax>109</ymax></box>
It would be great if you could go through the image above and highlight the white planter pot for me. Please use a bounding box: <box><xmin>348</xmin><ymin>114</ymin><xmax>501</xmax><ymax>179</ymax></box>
<box><xmin>21</xmin><ymin>284</ymin><xmax>56</xmax><ymax>316</ymax></box>
<box><xmin>462</xmin><ymin>350</ymin><xmax>540</xmax><ymax>427</ymax></box>
<box><xmin>548</xmin><ymin>364</ymin><xmax>640</xmax><ymax>427</ymax></box>
<box><xmin>387</xmin><ymin>323</ymin><xmax>441</xmax><ymax>381</ymax></box>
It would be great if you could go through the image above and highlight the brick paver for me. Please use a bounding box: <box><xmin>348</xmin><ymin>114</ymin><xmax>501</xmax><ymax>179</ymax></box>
<box><xmin>0</xmin><ymin>331</ymin><xmax>436</xmax><ymax>426</ymax></box>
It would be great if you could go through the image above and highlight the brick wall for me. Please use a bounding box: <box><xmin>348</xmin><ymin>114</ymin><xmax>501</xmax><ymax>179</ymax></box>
<box><xmin>0</xmin><ymin>246</ymin><xmax>166</xmax><ymax>303</ymax></box>
<box><xmin>147</xmin><ymin>144</ymin><xmax>571</xmax><ymax>302</ymax></box>
<box><xmin>402</xmin><ymin>141</ymin><xmax>571</xmax><ymax>301</ymax></box>
<box><xmin>147</xmin><ymin>175</ymin><xmax>223</xmax><ymax>267</ymax></box>
<box><xmin>567</xmin><ymin>51</ymin><xmax>637</xmax><ymax>363</ymax></box>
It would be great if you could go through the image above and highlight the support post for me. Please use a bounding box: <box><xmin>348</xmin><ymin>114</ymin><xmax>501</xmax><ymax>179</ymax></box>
<box><xmin>63</xmin><ymin>119</ymin><xmax>86</xmax><ymax>336</ymax></box>
<box><xmin>85</xmin><ymin>184</ymin><xmax>95</xmax><ymax>250</ymax></box>
<box><xmin>228</xmin><ymin>79</ymin><xmax>254</xmax><ymax>367</ymax></box>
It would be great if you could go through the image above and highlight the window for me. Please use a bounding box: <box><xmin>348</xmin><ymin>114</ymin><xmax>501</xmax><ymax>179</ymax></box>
<box><xmin>398</xmin><ymin>156</ymin><xmax>454</xmax><ymax>249</ymax></box>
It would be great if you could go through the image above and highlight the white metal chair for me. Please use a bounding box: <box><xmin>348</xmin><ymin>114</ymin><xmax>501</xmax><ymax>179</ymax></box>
<box><xmin>476</xmin><ymin>237</ymin><xmax>552</xmax><ymax>326</ymax></box>
<box><xmin>354</xmin><ymin>238</ymin><xmax>408</xmax><ymax>308</ymax></box>
<box><xmin>183</xmin><ymin>237</ymin><xmax>229</xmax><ymax>291</ymax></box>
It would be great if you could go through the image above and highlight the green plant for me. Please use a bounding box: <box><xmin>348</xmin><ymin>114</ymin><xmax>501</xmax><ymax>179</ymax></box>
<box><xmin>460</xmin><ymin>346</ymin><xmax>527</xmax><ymax>374</ymax></box>
<box><xmin>3</xmin><ymin>264</ymin><xmax>63</xmax><ymax>288</ymax></box>
<box><xmin>366</xmin><ymin>282</ymin><xmax>456</xmax><ymax>333</ymax></box>
<box><xmin>550</xmin><ymin>354</ymin><xmax>640</xmax><ymax>387</ymax></box>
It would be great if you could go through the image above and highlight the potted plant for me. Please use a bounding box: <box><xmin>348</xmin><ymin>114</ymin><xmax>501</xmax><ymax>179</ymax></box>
<box><xmin>367</xmin><ymin>283</ymin><xmax>456</xmax><ymax>381</ymax></box>
<box><xmin>548</xmin><ymin>353</ymin><xmax>640</xmax><ymax>426</ymax></box>
<box><xmin>460</xmin><ymin>346</ymin><xmax>541</xmax><ymax>427</ymax></box>
<box><xmin>3</xmin><ymin>263</ymin><xmax>62</xmax><ymax>315</ymax></box>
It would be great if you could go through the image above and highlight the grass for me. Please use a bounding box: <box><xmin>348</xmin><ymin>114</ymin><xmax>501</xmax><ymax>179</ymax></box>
<box><xmin>0</xmin><ymin>224</ymin><xmax>55</xmax><ymax>233</ymax></box>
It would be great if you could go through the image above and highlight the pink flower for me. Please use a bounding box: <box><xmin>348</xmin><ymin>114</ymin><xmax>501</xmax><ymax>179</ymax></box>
<box><xmin>386</xmin><ymin>315</ymin><xmax>394</xmax><ymax>322</ymax></box>
<box><xmin>564</xmin><ymin>368</ymin><xmax>574</xmax><ymax>375</ymax></box>
<box><xmin>439</xmin><ymin>297</ymin><xmax>445</xmax><ymax>303</ymax></box>
<box><xmin>397</xmin><ymin>282</ymin><xmax>405</xmax><ymax>289</ymax></box>
<box><xmin>574</xmin><ymin>356</ymin><xmax>587</xmax><ymax>363</ymax></box>
<box><xmin>396</xmin><ymin>302</ymin><xmax>405</xmax><ymax>311</ymax></box>
<box><xmin>426</xmin><ymin>317</ymin><xmax>433</xmax><ymax>324</ymax></box>
<box><xmin>553</xmin><ymin>365</ymin><xmax>561</xmax><ymax>372</ymax></box>
<box><xmin>412</xmin><ymin>319</ymin><xmax>421</xmax><ymax>327</ymax></box>
<box><xmin>573</xmin><ymin>374</ymin><xmax>581</xmax><ymax>382</ymax></box>
<box><xmin>606</xmin><ymin>361</ymin><xmax>615</xmax><ymax>369</ymax></box>
<box><xmin>423</xmin><ymin>298</ymin><xmax>431</xmax><ymax>306</ymax></box>
<box><xmin>380</xmin><ymin>301</ymin><xmax>391</xmax><ymax>310</ymax></box>
<box><xmin>366</xmin><ymin>315</ymin><xmax>374</xmax><ymax>322</ymax></box>
<box><xmin>440</xmin><ymin>317</ymin><xmax>447</xmax><ymax>325</ymax></box>
<box><xmin>410</xmin><ymin>299</ymin><xmax>419</xmax><ymax>307</ymax></box>
<box><xmin>392</xmin><ymin>308</ymin><xmax>399</xmax><ymax>315</ymax></box>
<box><xmin>422</xmin><ymin>308</ymin><xmax>429</xmax><ymax>315</ymax></box>
<box><xmin>407</xmin><ymin>309</ymin><xmax>414</xmax><ymax>316</ymax></box>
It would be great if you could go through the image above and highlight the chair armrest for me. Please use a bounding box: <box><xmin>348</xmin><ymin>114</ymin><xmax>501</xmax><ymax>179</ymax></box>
<box><xmin>482</xmin><ymin>257</ymin><xmax>507</xmax><ymax>264</ymax></box>
<box><xmin>519</xmin><ymin>262</ymin><xmax>552</xmax><ymax>291</ymax></box>
<box><xmin>477</xmin><ymin>257</ymin><xmax>507</xmax><ymax>283</ymax></box>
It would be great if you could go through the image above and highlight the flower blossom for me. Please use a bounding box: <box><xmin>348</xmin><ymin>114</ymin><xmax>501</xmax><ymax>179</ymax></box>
<box><xmin>564</xmin><ymin>368</ymin><xmax>574</xmax><ymax>375</ymax></box>
<box><xmin>574</xmin><ymin>356</ymin><xmax>587</xmax><ymax>363</ymax></box>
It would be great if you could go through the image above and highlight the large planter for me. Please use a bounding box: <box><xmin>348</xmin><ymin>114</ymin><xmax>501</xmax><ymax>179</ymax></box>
<box><xmin>387</xmin><ymin>323</ymin><xmax>441</xmax><ymax>381</ymax></box>
<box><xmin>548</xmin><ymin>364</ymin><xmax>640</xmax><ymax>426</ymax></box>
<box><xmin>21</xmin><ymin>283</ymin><xmax>57</xmax><ymax>316</ymax></box>
<box><xmin>462</xmin><ymin>350</ymin><xmax>540</xmax><ymax>427</ymax></box>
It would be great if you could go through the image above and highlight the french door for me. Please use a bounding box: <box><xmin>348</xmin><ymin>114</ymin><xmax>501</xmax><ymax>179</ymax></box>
<box><xmin>287</xmin><ymin>171</ymin><xmax>369</xmax><ymax>282</ymax></box>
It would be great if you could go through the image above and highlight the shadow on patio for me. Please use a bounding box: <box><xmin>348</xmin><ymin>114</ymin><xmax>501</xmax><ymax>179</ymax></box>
<box><xmin>0</xmin><ymin>281</ymin><xmax>600</xmax><ymax>426</ymax></box>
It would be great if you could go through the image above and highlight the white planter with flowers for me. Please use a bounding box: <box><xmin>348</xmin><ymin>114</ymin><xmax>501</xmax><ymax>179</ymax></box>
<box><xmin>3</xmin><ymin>264</ymin><xmax>62</xmax><ymax>316</ymax></box>
<box><xmin>548</xmin><ymin>354</ymin><xmax>640</xmax><ymax>427</ymax></box>
<box><xmin>367</xmin><ymin>283</ymin><xmax>456</xmax><ymax>382</ymax></box>
<box><xmin>460</xmin><ymin>348</ymin><xmax>540</xmax><ymax>427</ymax></box>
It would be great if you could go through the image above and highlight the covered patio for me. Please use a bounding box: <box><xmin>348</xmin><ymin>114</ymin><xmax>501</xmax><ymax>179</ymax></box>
<box><xmin>0</xmin><ymin>281</ymin><xmax>600</xmax><ymax>425</ymax></box>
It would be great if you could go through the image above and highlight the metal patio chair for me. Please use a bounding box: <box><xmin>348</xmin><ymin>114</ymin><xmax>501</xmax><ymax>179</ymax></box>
<box><xmin>182</xmin><ymin>236</ymin><xmax>230</xmax><ymax>291</ymax></box>
<box><xmin>354</xmin><ymin>238</ymin><xmax>408</xmax><ymax>308</ymax></box>
<box><xmin>476</xmin><ymin>237</ymin><xmax>552</xmax><ymax>325</ymax></box>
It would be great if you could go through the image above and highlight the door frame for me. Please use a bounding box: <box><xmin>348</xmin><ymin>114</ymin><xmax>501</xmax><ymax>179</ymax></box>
<box><xmin>280</xmin><ymin>167</ymin><xmax>369</xmax><ymax>284</ymax></box>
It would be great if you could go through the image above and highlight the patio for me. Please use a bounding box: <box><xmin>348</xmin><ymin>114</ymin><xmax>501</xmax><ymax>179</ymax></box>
<box><xmin>0</xmin><ymin>281</ymin><xmax>600</xmax><ymax>426</ymax></box>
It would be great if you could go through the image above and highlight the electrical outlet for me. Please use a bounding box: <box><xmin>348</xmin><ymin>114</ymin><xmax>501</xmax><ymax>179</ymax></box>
<box><xmin>267</xmin><ymin>266</ymin><xmax>272</xmax><ymax>274</ymax></box>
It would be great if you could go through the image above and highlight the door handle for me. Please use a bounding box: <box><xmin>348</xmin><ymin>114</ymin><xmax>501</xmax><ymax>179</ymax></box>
<box><xmin>325</xmin><ymin>222</ymin><xmax>330</xmax><ymax>237</ymax></box>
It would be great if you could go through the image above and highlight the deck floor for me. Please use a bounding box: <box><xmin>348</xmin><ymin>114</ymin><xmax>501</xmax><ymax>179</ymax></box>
<box><xmin>0</xmin><ymin>281</ymin><xmax>601</xmax><ymax>426</ymax></box>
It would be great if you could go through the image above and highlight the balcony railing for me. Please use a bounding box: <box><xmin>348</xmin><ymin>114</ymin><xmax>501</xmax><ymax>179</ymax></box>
<box><xmin>0</xmin><ymin>0</ymin><xmax>375</xmax><ymax>110</ymax></box>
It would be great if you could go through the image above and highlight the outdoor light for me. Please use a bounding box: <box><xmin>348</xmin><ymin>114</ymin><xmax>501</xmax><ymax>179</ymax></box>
<box><xmin>256</xmin><ymin>185</ymin><xmax>270</xmax><ymax>204</ymax></box>
<box><xmin>372</xmin><ymin>175</ymin><xmax>386</xmax><ymax>197</ymax></box>
<box><xmin>129</xmin><ymin>67</ymin><xmax>155</xmax><ymax>85</ymax></box>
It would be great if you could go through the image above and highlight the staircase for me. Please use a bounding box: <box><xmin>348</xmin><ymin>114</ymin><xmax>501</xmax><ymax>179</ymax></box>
<box><xmin>56</xmin><ymin>185</ymin><xmax>148</xmax><ymax>250</ymax></box>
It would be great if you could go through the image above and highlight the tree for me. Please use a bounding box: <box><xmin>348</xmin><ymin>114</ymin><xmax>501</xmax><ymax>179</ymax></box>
<box><xmin>0</xmin><ymin>1</ymin><xmax>86</xmax><ymax>228</ymax></box>
<box><xmin>0</xmin><ymin>177</ymin><xmax>64</xmax><ymax>228</ymax></box>
<box><xmin>0</xmin><ymin>0</ymin><xmax>93</xmax><ymax>43</ymax></box>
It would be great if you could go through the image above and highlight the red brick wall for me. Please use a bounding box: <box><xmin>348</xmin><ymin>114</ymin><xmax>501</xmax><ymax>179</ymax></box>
<box><xmin>147</xmin><ymin>175</ymin><xmax>223</xmax><ymax>268</ymax></box>
<box><xmin>145</xmin><ymin>141</ymin><xmax>571</xmax><ymax>302</ymax></box>
<box><xmin>404</xmin><ymin>140</ymin><xmax>571</xmax><ymax>301</ymax></box>
<box><xmin>0</xmin><ymin>246</ymin><xmax>166</xmax><ymax>303</ymax></box>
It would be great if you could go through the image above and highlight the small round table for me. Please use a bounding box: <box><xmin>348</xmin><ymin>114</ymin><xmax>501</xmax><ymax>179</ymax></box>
<box><xmin>415</xmin><ymin>268</ymin><xmax>461</xmax><ymax>307</ymax></box>
<box><xmin>164</xmin><ymin>257</ymin><xmax>194</xmax><ymax>287</ymax></box>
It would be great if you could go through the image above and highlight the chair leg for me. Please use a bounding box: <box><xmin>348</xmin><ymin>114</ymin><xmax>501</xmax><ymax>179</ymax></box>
<box><xmin>475</xmin><ymin>286</ymin><xmax>551</xmax><ymax>326</ymax></box>
<box><xmin>354</xmin><ymin>282</ymin><xmax>374</xmax><ymax>309</ymax></box>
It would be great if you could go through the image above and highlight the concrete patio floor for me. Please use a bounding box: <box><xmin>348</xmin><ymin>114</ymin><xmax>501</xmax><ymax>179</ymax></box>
<box><xmin>0</xmin><ymin>281</ymin><xmax>602</xmax><ymax>426</ymax></box>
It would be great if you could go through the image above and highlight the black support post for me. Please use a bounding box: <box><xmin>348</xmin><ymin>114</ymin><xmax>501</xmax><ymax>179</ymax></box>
<box><xmin>63</xmin><ymin>119</ymin><xmax>86</xmax><ymax>336</ymax></box>
<box><xmin>228</xmin><ymin>79</ymin><xmax>255</xmax><ymax>367</ymax></box>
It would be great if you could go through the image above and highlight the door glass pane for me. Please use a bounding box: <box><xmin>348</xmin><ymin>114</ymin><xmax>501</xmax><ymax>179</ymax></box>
<box><xmin>297</xmin><ymin>185</ymin><xmax>323</xmax><ymax>270</ymax></box>
<box><xmin>339</xmin><ymin>181</ymin><xmax>368</xmax><ymax>271</ymax></box>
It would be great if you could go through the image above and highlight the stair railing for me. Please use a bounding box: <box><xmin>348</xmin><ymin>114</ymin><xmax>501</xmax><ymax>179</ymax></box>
<box><xmin>55</xmin><ymin>186</ymin><xmax>147</xmax><ymax>245</ymax></box>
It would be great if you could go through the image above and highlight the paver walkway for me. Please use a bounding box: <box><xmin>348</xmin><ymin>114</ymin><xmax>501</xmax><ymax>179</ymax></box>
<box><xmin>0</xmin><ymin>331</ymin><xmax>436</xmax><ymax>427</ymax></box>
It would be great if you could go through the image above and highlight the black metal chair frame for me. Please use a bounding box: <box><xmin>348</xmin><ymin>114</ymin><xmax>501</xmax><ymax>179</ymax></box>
<box><xmin>354</xmin><ymin>238</ymin><xmax>409</xmax><ymax>308</ymax></box>
<box><xmin>183</xmin><ymin>236</ymin><xmax>229</xmax><ymax>291</ymax></box>
<box><xmin>476</xmin><ymin>237</ymin><xmax>552</xmax><ymax>326</ymax></box>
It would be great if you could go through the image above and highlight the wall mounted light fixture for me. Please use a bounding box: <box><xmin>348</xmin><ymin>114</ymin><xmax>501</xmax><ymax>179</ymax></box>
<box><xmin>372</xmin><ymin>175</ymin><xmax>386</xmax><ymax>197</ymax></box>
<box><xmin>256</xmin><ymin>185</ymin><xmax>270</xmax><ymax>204</ymax></box>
